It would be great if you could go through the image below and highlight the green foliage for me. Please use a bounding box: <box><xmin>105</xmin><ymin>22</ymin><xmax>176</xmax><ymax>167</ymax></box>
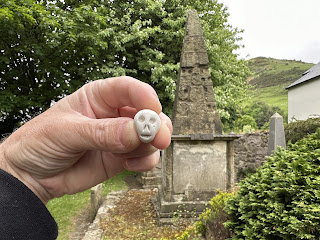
<box><xmin>225</xmin><ymin>129</ymin><xmax>320</xmax><ymax>239</ymax></box>
<box><xmin>174</xmin><ymin>191</ymin><xmax>234</xmax><ymax>240</ymax></box>
<box><xmin>0</xmin><ymin>0</ymin><xmax>249</xmax><ymax>134</ymax></box>
<box><xmin>47</xmin><ymin>190</ymin><xmax>90</xmax><ymax>240</ymax></box>
<box><xmin>249</xmin><ymin>86</ymin><xmax>288</xmax><ymax>119</ymax></box>
<box><xmin>285</xmin><ymin>117</ymin><xmax>320</xmax><ymax>144</ymax></box>
<box><xmin>197</xmin><ymin>191</ymin><xmax>234</xmax><ymax>238</ymax></box>
<box><xmin>233</xmin><ymin>115</ymin><xmax>257</xmax><ymax>133</ymax></box>
<box><xmin>236</xmin><ymin>101</ymin><xmax>285</xmax><ymax>132</ymax></box>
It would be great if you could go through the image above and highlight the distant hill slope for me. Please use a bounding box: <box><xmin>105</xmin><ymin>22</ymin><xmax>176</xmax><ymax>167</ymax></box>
<box><xmin>247</xmin><ymin>57</ymin><xmax>314</xmax><ymax>89</ymax></box>
<box><xmin>246</xmin><ymin>57</ymin><xmax>314</xmax><ymax>117</ymax></box>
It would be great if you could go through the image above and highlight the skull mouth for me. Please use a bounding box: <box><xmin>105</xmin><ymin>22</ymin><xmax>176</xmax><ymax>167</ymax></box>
<box><xmin>140</xmin><ymin>134</ymin><xmax>153</xmax><ymax>141</ymax></box>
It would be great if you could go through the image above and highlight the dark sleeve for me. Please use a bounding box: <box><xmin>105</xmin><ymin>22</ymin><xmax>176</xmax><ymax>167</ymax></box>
<box><xmin>0</xmin><ymin>168</ymin><xmax>58</xmax><ymax>240</ymax></box>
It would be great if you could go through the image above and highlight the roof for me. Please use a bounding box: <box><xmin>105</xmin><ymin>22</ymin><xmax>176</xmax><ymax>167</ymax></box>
<box><xmin>286</xmin><ymin>62</ymin><xmax>320</xmax><ymax>89</ymax></box>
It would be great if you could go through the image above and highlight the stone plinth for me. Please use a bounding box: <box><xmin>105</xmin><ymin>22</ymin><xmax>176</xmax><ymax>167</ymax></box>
<box><xmin>173</xmin><ymin>140</ymin><xmax>227</xmax><ymax>194</ymax></box>
<box><xmin>157</xmin><ymin>134</ymin><xmax>239</xmax><ymax>218</ymax></box>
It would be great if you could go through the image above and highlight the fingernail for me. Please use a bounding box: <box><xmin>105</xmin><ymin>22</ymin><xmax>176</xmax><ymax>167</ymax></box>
<box><xmin>119</xmin><ymin>121</ymin><xmax>139</xmax><ymax>150</ymax></box>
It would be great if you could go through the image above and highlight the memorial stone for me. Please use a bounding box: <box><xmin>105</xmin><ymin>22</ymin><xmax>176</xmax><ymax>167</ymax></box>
<box><xmin>172</xmin><ymin>9</ymin><xmax>222</xmax><ymax>135</ymax></box>
<box><xmin>267</xmin><ymin>113</ymin><xmax>286</xmax><ymax>155</ymax></box>
<box><xmin>157</xmin><ymin>10</ymin><xmax>239</xmax><ymax>221</ymax></box>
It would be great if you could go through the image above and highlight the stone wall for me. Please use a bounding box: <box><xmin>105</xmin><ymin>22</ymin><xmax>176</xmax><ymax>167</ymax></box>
<box><xmin>234</xmin><ymin>132</ymin><xmax>269</xmax><ymax>182</ymax></box>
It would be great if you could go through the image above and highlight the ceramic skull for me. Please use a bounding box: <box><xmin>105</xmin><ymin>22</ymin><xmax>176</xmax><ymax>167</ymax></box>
<box><xmin>134</xmin><ymin>109</ymin><xmax>161</xmax><ymax>143</ymax></box>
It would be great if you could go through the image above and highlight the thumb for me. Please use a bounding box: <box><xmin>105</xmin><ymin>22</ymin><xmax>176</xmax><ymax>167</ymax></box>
<box><xmin>72</xmin><ymin>117</ymin><xmax>141</xmax><ymax>153</ymax></box>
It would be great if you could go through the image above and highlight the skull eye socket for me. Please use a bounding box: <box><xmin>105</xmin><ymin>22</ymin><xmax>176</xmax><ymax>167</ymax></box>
<box><xmin>149</xmin><ymin>118</ymin><xmax>156</xmax><ymax>124</ymax></box>
<box><xmin>138</xmin><ymin>115</ymin><xmax>145</xmax><ymax>123</ymax></box>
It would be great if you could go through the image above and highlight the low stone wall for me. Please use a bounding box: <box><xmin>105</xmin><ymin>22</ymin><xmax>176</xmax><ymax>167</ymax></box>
<box><xmin>234</xmin><ymin>132</ymin><xmax>269</xmax><ymax>182</ymax></box>
<box><xmin>82</xmin><ymin>191</ymin><xmax>126</xmax><ymax>240</ymax></box>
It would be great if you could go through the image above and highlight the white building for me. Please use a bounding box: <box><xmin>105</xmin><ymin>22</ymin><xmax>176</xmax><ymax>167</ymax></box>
<box><xmin>287</xmin><ymin>63</ymin><xmax>320</xmax><ymax>122</ymax></box>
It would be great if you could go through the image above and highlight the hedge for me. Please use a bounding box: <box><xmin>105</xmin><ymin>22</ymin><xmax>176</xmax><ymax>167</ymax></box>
<box><xmin>225</xmin><ymin>128</ymin><xmax>320</xmax><ymax>239</ymax></box>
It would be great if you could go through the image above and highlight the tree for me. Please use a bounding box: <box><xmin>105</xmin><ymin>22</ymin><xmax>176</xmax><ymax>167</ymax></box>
<box><xmin>242</xmin><ymin>101</ymin><xmax>286</xmax><ymax>130</ymax></box>
<box><xmin>0</xmin><ymin>0</ymin><xmax>250</xmax><ymax>134</ymax></box>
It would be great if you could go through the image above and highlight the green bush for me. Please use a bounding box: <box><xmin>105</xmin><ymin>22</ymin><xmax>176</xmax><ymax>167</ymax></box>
<box><xmin>236</xmin><ymin>101</ymin><xmax>286</xmax><ymax>132</ymax></box>
<box><xmin>225</xmin><ymin>129</ymin><xmax>320</xmax><ymax>239</ymax></box>
<box><xmin>197</xmin><ymin>191</ymin><xmax>234</xmax><ymax>239</ymax></box>
<box><xmin>234</xmin><ymin>115</ymin><xmax>257</xmax><ymax>133</ymax></box>
<box><xmin>174</xmin><ymin>191</ymin><xmax>234</xmax><ymax>240</ymax></box>
<box><xmin>285</xmin><ymin>117</ymin><xmax>320</xmax><ymax>144</ymax></box>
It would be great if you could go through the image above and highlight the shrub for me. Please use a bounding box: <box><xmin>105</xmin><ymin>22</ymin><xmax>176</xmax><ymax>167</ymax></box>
<box><xmin>225</xmin><ymin>129</ymin><xmax>320</xmax><ymax>239</ymax></box>
<box><xmin>285</xmin><ymin>117</ymin><xmax>320</xmax><ymax>144</ymax></box>
<box><xmin>234</xmin><ymin>115</ymin><xmax>257</xmax><ymax>133</ymax></box>
<box><xmin>174</xmin><ymin>191</ymin><xmax>234</xmax><ymax>240</ymax></box>
<box><xmin>198</xmin><ymin>191</ymin><xmax>234</xmax><ymax>240</ymax></box>
<box><xmin>240</xmin><ymin>101</ymin><xmax>285</xmax><ymax>130</ymax></box>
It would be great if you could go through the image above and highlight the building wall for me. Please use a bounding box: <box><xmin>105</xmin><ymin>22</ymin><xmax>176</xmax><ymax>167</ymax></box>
<box><xmin>288</xmin><ymin>77</ymin><xmax>320</xmax><ymax>122</ymax></box>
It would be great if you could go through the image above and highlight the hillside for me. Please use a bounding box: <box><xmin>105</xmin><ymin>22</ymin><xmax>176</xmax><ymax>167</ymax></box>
<box><xmin>247</xmin><ymin>57</ymin><xmax>314</xmax><ymax>89</ymax></box>
<box><xmin>247</xmin><ymin>57</ymin><xmax>314</xmax><ymax>117</ymax></box>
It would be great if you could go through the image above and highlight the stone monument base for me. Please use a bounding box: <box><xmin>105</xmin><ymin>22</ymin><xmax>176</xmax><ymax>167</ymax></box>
<box><xmin>154</xmin><ymin>134</ymin><xmax>239</xmax><ymax>223</ymax></box>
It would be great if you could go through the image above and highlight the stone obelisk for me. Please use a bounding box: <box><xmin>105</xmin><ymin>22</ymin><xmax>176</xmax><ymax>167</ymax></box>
<box><xmin>172</xmin><ymin>9</ymin><xmax>222</xmax><ymax>135</ymax></box>
<box><xmin>158</xmin><ymin>10</ymin><xmax>239</xmax><ymax>220</ymax></box>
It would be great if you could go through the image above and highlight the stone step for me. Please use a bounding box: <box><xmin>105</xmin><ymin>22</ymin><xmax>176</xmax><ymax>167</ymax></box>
<box><xmin>159</xmin><ymin>201</ymin><xmax>209</xmax><ymax>217</ymax></box>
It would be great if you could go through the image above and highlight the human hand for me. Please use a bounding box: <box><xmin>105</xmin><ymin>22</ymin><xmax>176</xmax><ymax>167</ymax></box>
<box><xmin>0</xmin><ymin>77</ymin><xmax>172</xmax><ymax>204</ymax></box>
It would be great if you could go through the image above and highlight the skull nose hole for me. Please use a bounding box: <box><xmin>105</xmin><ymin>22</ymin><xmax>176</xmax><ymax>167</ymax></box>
<box><xmin>144</xmin><ymin>125</ymin><xmax>150</xmax><ymax>131</ymax></box>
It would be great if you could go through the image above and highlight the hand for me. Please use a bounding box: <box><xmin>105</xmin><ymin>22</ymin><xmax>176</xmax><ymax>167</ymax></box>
<box><xmin>0</xmin><ymin>77</ymin><xmax>172</xmax><ymax>204</ymax></box>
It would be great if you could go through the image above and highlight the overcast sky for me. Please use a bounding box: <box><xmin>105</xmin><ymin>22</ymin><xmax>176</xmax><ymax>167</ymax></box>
<box><xmin>219</xmin><ymin>0</ymin><xmax>320</xmax><ymax>64</ymax></box>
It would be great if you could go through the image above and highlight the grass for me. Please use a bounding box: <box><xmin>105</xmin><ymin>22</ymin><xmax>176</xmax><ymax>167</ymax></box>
<box><xmin>47</xmin><ymin>170</ymin><xmax>134</xmax><ymax>239</ymax></box>
<box><xmin>248</xmin><ymin>57</ymin><xmax>314</xmax><ymax>89</ymax></box>
<box><xmin>246</xmin><ymin>57</ymin><xmax>314</xmax><ymax>119</ymax></box>
<box><xmin>249</xmin><ymin>85</ymin><xmax>288</xmax><ymax>116</ymax></box>
<box><xmin>47</xmin><ymin>190</ymin><xmax>90</xmax><ymax>240</ymax></box>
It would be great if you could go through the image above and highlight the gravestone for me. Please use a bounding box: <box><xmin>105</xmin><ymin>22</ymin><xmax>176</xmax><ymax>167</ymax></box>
<box><xmin>267</xmin><ymin>113</ymin><xmax>286</xmax><ymax>155</ymax></box>
<box><xmin>157</xmin><ymin>9</ymin><xmax>239</xmax><ymax>220</ymax></box>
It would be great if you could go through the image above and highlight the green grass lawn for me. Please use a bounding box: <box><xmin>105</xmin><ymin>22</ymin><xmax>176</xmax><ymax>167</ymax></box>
<box><xmin>250</xmin><ymin>85</ymin><xmax>288</xmax><ymax>116</ymax></box>
<box><xmin>47</xmin><ymin>171</ymin><xmax>134</xmax><ymax>239</ymax></box>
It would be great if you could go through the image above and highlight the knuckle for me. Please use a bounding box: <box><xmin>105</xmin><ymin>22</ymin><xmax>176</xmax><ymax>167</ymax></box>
<box><xmin>93</xmin><ymin>120</ymin><xmax>124</xmax><ymax>151</ymax></box>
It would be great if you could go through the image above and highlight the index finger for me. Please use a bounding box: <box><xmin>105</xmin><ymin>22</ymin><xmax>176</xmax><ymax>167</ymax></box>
<box><xmin>71</xmin><ymin>76</ymin><xmax>162</xmax><ymax>119</ymax></box>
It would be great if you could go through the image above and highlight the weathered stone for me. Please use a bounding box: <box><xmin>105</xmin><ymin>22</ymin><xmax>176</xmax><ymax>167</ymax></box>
<box><xmin>173</xmin><ymin>141</ymin><xmax>227</xmax><ymax>195</ymax></box>
<box><xmin>178</xmin><ymin>85</ymin><xmax>190</xmax><ymax>101</ymax></box>
<box><xmin>83</xmin><ymin>191</ymin><xmax>126</xmax><ymax>240</ymax></box>
<box><xmin>90</xmin><ymin>183</ymin><xmax>103</xmax><ymax>222</ymax></box>
<box><xmin>234</xmin><ymin>132</ymin><xmax>268</xmax><ymax>182</ymax></box>
<box><xmin>172</xmin><ymin>9</ymin><xmax>222</xmax><ymax>135</ymax></box>
<box><xmin>149</xmin><ymin>10</ymin><xmax>241</xmax><ymax>221</ymax></box>
<box><xmin>267</xmin><ymin>113</ymin><xmax>286</xmax><ymax>155</ymax></box>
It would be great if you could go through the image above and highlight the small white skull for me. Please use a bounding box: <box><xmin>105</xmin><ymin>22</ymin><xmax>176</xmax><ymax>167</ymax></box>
<box><xmin>134</xmin><ymin>109</ymin><xmax>161</xmax><ymax>143</ymax></box>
